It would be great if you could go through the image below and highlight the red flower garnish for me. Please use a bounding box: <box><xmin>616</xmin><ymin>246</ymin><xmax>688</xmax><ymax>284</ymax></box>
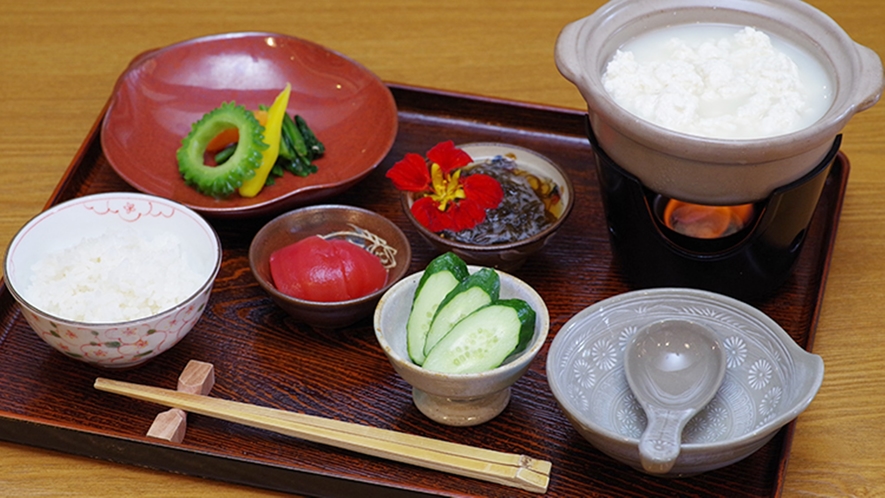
<box><xmin>386</xmin><ymin>141</ymin><xmax>503</xmax><ymax>232</ymax></box>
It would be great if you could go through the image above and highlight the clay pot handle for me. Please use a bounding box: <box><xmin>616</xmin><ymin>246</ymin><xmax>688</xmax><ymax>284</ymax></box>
<box><xmin>853</xmin><ymin>42</ymin><xmax>884</xmax><ymax>113</ymax></box>
<box><xmin>554</xmin><ymin>20</ymin><xmax>587</xmax><ymax>88</ymax></box>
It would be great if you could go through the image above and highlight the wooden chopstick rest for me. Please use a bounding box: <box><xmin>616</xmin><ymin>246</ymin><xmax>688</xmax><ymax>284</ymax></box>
<box><xmin>146</xmin><ymin>360</ymin><xmax>215</xmax><ymax>443</ymax></box>
<box><xmin>98</xmin><ymin>377</ymin><xmax>551</xmax><ymax>493</ymax></box>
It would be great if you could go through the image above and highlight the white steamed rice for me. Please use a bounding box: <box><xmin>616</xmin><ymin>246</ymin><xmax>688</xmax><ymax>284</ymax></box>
<box><xmin>25</xmin><ymin>228</ymin><xmax>205</xmax><ymax>323</ymax></box>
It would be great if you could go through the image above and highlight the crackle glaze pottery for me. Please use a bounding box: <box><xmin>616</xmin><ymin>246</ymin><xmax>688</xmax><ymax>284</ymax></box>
<box><xmin>249</xmin><ymin>204</ymin><xmax>411</xmax><ymax>330</ymax></box>
<box><xmin>102</xmin><ymin>32</ymin><xmax>398</xmax><ymax>219</ymax></box>
<box><xmin>4</xmin><ymin>192</ymin><xmax>222</xmax><ymax>368</ymax></box>
<box><xmin>374</xmin><ymin>266</ymin><xmax>549</xmax><ymax>426</ymax></box>
<box><xmin>401</xmin><ymin>143</ymin><xmax>574</xmax><ymax>272</ymax></box>
<box><xmin>555</xmin><ymin>0</ymin><xmax>883</xmax><ymax>204</ymax></box>
<box><xmin>547</xmin><ymin>287</ymin><xmax>824</xmax><ymax>476</ymax></box>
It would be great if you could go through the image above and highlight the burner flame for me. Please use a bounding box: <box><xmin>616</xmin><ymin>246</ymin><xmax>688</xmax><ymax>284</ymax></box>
<box><xmin>663</xmin><ymin>200</ymin><xmax>754</xmax><ymax>239</ymax></box>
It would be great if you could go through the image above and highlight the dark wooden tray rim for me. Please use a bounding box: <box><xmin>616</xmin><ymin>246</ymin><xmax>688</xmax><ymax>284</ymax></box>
<box><xmin>0</xmin><ymin>83</ymin><xmax>847</xmax><ymax>498</ymax></box>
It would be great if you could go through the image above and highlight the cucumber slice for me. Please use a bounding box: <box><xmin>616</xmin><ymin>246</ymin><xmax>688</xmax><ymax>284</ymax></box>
<box><xmin>423</xmin><ymin>267</ymin><xmax>500</xmax><ymax>356</ymax></box>
<box><xmin>406</xmin><ymin>253</ymin><xmax>469</xmax><ymax>365</ymax></box>
<box><xmin>422</xmin><ymin>299</ymin><xmax>537</xmax><ymax>374</ymax></box>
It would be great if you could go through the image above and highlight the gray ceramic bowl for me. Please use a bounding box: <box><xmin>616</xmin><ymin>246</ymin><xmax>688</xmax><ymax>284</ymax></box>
<box><xmin>555</xmin><ymin>0</ymin><xmax>883</xmax><ymax>204</ymax></box>
<box><xmin>374</xmin><ymin>266</ymin><xmax>549</xmax><ymax>426</ymax></box>
<box><xmin>547</xmin><ymin>287</ymin><xmax>824</xmax><ymax>476</ymax></box>
<box><xmin>249</xmin><ymin>204</ymin><xmax>411</xmax><ymax>330</ymax></box>
<box><xmin>401</xmin><ymin>143</ymin><xmax>574</xmax><ymax>272</ymax></box>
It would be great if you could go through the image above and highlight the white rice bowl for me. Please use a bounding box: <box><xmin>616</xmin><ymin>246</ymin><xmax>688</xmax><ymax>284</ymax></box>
<box><xmin>4</xmin><ymin>192</ymin><xmax>221</xmax><ymax>368</ymax></box>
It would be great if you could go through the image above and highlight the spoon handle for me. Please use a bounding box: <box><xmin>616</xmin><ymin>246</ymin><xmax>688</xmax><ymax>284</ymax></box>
<box><xmin>638</xmin><ymin>405</ymin><xmax>694</xmax><ymax>474</ymax></box>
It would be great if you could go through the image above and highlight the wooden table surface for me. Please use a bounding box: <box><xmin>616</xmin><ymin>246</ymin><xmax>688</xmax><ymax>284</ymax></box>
<box><xmin>1</xmin><ymin>0</ymin><xmax>883</xmax><ymax>496</ymax></box>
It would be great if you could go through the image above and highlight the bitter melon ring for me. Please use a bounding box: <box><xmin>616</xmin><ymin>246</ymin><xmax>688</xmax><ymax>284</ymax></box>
<box><xmin>176</xmin><ymin>102</ymin><xmax>268</xmax><ymax>197</ymax></box>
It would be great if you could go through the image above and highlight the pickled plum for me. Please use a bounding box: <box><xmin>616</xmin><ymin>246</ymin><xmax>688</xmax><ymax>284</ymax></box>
<box><xmin>269</xmin><ymin>235</ymin><xmax>387</xmax><ymax>302</ymax></box>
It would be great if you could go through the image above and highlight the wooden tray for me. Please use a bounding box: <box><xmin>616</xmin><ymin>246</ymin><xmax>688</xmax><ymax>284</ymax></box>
<box><xmin>0</xmin><ymin>83</ymin><xmax>847</xmax><ymax>497</ymax></box>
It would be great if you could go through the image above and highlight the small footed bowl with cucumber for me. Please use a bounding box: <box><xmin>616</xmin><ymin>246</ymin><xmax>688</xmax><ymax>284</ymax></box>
<box><xmin>374</xmin><ymin>252</ymin><xmax>549</xmax><ymax>426</ymax></box>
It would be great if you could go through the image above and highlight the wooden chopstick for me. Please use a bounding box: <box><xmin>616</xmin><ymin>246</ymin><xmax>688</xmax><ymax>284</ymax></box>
<box><xmin>94</xmin><ymin>378</ymin><xmax>551</xmax><ymax>493</ymax></box>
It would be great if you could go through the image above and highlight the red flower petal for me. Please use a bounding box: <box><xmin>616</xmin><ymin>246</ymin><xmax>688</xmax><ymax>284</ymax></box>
<box><xmin>427</xmin><ymin>140</ymin><xmax>473</xmax><ymax>174</ymax></box>
<box><xmin>411</xmin><ymin>196</ymin><xmax>455</xmax><ymax>232</ymax></box>
<box><xmin>410</xmin><ymin>196</ymin><xmax>436</xmax><ymax>229</ymax></box>
<box><xmin>386</xmin><ymin>153</ymin><xmax>432</xmax><ymax>192</ymax></box>
<box><xmin>450</xmin><ymin>199</ymin><xmax>488</xmax><ymax>231</ymax></box>
<box><xmin>435</xmin><ymin>208</ymin><xmax>460</xmax><ymax>232</ymax></box>
<box><xmin>461</xmin><ymin>174</ymin><xmax>504</xmax><ymax>210</ymax></box>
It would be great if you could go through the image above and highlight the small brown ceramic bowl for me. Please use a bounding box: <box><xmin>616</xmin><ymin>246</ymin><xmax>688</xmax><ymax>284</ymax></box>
<box><xmin>401</xmin><ymin>143</ymin><xmax>574</xmax><ymax>272</ymax></box>
<box><xmin>249</xmin><ymin>205</ymin><xmax>411</xmax><ymax>329</ymax></box>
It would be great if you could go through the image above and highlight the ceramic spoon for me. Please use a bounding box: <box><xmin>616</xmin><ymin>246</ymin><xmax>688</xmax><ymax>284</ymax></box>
<box><xmin>624</xmin><ymin>319</ymin><xmax>727</xmax><ymax>474</ymax></box>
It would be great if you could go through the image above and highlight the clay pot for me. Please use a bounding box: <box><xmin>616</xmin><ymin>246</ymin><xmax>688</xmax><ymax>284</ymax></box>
<box><xmin>555</xmin><ymin>0</ymin><xmax>883</xmax><ymax>204</ymax></box>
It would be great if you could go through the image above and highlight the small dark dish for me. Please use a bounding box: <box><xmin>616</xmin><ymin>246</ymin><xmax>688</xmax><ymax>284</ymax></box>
<box><xmin>249</xmin><ymin>205</ymin><xmax>411</xmax><ymax>329</ymax></box>
<box><xmin>401</xmin><ymin>143</ymin><xmax>573</xmax><ymax>272</ymax></box>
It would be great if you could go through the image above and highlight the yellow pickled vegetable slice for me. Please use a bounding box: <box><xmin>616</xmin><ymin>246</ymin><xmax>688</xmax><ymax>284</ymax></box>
<box><xmin>238</xmin><ymin>83</ymin><xmax>292</xmax><ymax>198</ymax></box>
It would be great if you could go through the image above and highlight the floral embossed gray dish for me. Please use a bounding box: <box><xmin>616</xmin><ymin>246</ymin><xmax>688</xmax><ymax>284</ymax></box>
<box><xmin>546</xmin><ymin>287</ymin><xmax>824</xmax><ymax>476</ymax></box>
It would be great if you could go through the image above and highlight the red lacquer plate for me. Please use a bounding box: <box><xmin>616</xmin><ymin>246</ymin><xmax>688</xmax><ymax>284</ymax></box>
<box><xmin>101</xmin><ymin>32</ymin><xmax>398</xmax><ymax>219</ymax></box>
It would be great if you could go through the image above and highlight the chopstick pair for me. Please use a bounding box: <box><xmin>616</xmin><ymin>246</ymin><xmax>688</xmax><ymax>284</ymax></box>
<box><xmin>94</xmin><ymin>378</ymin><xmax>551</xmax><ymax>493</ymax></box>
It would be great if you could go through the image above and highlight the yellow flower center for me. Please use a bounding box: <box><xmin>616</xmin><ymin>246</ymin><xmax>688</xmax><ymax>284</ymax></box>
<box><xmin>429</xmin><ymin>162</ymin><xmax>466</xmax><ymax>211</ymax></box>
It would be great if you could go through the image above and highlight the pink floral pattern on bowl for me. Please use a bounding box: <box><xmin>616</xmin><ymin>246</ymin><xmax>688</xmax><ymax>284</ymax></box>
<box><xmin>22</xmin><ymin>287</ymin><xmax>211</xmax><ymax>368</ymax></box>
<box><xmin>4</xmin><ymin>192</ymin><xmax>222</xmax><ymax>369</ymax></box>
<box><xmin>83</xmin><ymin>196</ymin><xmax>176</xmax><ymax>222</ymax></box>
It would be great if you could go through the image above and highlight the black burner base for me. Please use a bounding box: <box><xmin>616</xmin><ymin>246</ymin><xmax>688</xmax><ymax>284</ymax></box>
<box><xmin>590</xmin><ymin>121</ymin><xmax>840</xmax><ymax>301</ymax></box>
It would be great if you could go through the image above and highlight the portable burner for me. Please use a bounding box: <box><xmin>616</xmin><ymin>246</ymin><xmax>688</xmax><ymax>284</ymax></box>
<box><xmin>590</xmin><ymin>123</ymin><xmax>841</xmax><ymax>300</ymax></box>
